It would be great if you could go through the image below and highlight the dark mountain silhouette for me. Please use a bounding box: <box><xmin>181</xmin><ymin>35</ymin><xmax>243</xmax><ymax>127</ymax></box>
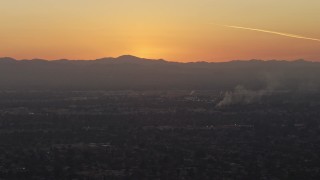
<box><xmin>0</xmin><ymin>57</ymin><xmax>16</xmax><ymax>63</ymax></box>
<box><xmin>1</xmin><ymin>56</ymin><xmax>320</xmax><ymax>91</ymax></box>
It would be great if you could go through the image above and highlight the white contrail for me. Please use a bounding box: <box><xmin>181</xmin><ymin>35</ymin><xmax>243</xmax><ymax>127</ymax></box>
<box><xmin>220</xmin><ymin>24</ymin><xmax>320</xmax><ymax>42</ymax></box>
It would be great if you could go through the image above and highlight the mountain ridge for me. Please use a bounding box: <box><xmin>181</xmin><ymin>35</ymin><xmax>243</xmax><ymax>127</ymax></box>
<box><xmin>0</xmin><ymin>55</ymin><xmax>315</xmax><ymax>64</ymax></box>
<box><xmin>0</xmin><ymin>55</ymin><xmax>319</xmax><ymax>91</ymax></box>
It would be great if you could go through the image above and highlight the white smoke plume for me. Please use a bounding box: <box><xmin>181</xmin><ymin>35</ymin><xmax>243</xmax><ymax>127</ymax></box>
<box><xmin>217</xmin><ymin>85</ymin><xmax>273</xmax><ymax>107</ymax></box>
<box><xmin>216</xmin><ymin>72</ymin><xmax>320</xmax><ymax>107</ymax></box>
<box><xmin>217</xmin><ymin>72</ymin><xmax>280</xmax><ymax>107</ymax></box>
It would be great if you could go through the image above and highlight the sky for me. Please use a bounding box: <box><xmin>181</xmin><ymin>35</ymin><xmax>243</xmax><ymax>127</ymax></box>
<box><xmin>1</xmin><ymin>0</ymin><xmax>320</xmax><ymax>62</ymax></box>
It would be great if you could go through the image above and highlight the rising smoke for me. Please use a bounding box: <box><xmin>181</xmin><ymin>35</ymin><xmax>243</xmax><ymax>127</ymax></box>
<box><xmin>216</xmin><ymin>85</ymin><xmax>272</xmax><ymax>107</ymax></box>
<box><xmin>216</xmin><ymin>73</ymin><xmax>319</xmax><ymax>107</ymax></box>
<box><xmin>217</xmin><ymin>73</ymin><xmax>280</xmax><ymax>107</ymax></box>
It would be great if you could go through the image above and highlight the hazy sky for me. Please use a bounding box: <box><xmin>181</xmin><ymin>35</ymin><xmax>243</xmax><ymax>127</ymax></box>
<box><xmin>1</xmin><ymin>0</ymin><xmax>320</xmax><ymax>62</ymax></box>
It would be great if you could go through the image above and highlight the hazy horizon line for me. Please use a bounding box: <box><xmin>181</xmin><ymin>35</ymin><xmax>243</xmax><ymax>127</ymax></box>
<box><xmin>0</xmin><ymin>55</ymin><xmax>317</xmax><ymax>63</ymax></box>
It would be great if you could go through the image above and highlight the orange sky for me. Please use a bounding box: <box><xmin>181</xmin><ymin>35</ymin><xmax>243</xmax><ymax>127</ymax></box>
<box><xmin>1</xmin><ymin>0</ymin><xmax>320</xmax><ymax>62</ymax></box>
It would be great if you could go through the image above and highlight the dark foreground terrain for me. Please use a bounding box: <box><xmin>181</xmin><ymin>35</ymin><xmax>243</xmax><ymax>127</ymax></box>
<box><xmin>1</xmin><ymin>90</ymin><xmax>320</xmax><ymax>179</ymax></box>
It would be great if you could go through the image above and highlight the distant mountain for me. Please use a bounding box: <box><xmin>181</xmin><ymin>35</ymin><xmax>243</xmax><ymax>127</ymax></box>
<box><xmin>0</xmin><ymin>57</ymin><xmax>16</xmax><ymax>63</ymax></box>
<box><xmin>94</xmin><ymin>55</ymin><xmax>169</xmax><ymax>65</ymax></box>
<box><xmin>1</xmin><ymin>56</ymin><xmax>320</xmax><ymax>91</ymax></box>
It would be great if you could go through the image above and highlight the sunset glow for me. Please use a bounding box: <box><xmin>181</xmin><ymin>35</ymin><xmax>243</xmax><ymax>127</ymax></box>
<box><xmin>1</xmin><ymin>0</ymin><xmax>320</xmax><ymax>62</ymax></box>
